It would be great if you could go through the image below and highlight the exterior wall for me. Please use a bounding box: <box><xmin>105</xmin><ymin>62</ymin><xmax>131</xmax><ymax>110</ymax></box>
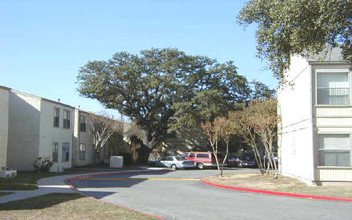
<box><xmin>39</xmin><ymin>100</ymin><xmax>74</xmax><ymax>172</ymax></box>
<box><xmin>3</xmin><ymin>86</ymin><xmax>124</xmax><ymax>171</ymax></box>
<box><xmin>3</xmin><ymin>86</ymin><xmax>129</xmax><ymax>170</ymax></box>
<box><xmin>0</xmin><ymin>87</ymin><xmax>9</xmax><ymax>168</ymax></box>
<box><xmin>312</xmin><ymin>64</ymin><xmax>352</xmax><ymax>183</ymax></box>
<box><xmin>7</xmin><ymin>91</ymin><xmax>41</xmax><ymax>171</ymax></box>
<box><xmin>278</xmin><ymin>55</ymin><xmax>315</xmax><ymax>184</ymax></box>
<box><xmin>72</xmin><ymin>110</ymin><xmax>94</xmax><ymax>166</ymax></box>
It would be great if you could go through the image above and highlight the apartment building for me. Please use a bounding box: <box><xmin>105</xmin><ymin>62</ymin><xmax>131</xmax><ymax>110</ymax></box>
<box><xmin>6</xmin><ymin>89</ymin><xmax>74</xmax><ymax>171</ymax></box>
<box><xmin>72</xmin><ymin>109</ymin><xmax>94</xmax><ymax>166</ymax></box>
<box><xmin>279</xmin><ymin>47</ymin><xmax>352</xmax><ymax>185</ymax></box>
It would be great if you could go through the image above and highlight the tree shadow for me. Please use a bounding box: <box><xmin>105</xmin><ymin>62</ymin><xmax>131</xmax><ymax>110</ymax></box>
<box><xmin>0</xmin><ymin>193</ymin><xmax>84</xmax><ymax>210</ymax></box>
<box><xmin>70</xmin><ymin>170</ymin><xmax>171</xmax><ymax>190</ymax></box>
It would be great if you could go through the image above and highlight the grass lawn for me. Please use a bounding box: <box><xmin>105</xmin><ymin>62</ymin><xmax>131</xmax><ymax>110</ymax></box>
<box><xmin>0</xmin><ymin>172</ymin><xmax>62</xmax><ymax>190</ymax></box>
<box><xmin>0</xmin><ymin>193</ymin><xmax>156</xmax><ymax>220</ymax></box>
<box><xmin>203</xmin><ymin>173</ymin><xmax>352</xmax><ymax>199</ymax></box>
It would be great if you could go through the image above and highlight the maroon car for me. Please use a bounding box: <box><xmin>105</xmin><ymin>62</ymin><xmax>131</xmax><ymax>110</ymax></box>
<box><xmin>184</xmin><ymin>152</ymin><xmax>226</xmax><ymax>169</ymax></box>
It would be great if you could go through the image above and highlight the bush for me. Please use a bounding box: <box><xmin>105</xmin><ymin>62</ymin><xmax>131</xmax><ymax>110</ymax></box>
<box><xmin>33</xmin><ymin>157</ymin><xmax>53</xmax><ymax>172</ymax></box>
<box><xmin>120</xmin><ymin>153</ymin><xmax>133</xmax><ymax>165</ymax></box>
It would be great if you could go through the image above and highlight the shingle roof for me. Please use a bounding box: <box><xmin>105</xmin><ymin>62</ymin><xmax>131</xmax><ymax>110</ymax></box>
<box><xmin>306</xmin><ymin>47</ymin><xmax>345</xmax><ymax>63</ymax></box>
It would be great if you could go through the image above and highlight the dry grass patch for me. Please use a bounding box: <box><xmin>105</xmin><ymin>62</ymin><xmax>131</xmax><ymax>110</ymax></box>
<box><xmin>203</xmin><ymin>173</ymin><xmax>352</xmax><ymax>198</ymax></box>
<box><xmin>0</xmin><ymin>193</ymin><xmax>156</xmax><ymax>220</ymax></box>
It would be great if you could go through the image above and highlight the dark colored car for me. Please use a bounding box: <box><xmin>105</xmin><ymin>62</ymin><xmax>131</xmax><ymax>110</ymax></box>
<box><xmin>238</xmin><ymin>158</ymin><xmax>257</xmax><ymax>168</ymax></box>
<box><xmin>228</xmin><ymin>156</ymin><xmax>257</xmax><ymax>168</ymax></box>
<box><xmin>227</xmin><ymin>157</ymin><xmax>241</xmax><ymax>167</ymax></box>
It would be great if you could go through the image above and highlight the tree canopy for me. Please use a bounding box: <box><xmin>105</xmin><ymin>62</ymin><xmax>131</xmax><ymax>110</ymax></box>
<box><xmin>171</xmin><ymin>60</ymin><xmax>252</xmax><ymax>129</ymax></box>
<box><xmin>238</xmin><ymin>0</ymin><xmax>352</xmax><ymax>80</ymax></box>
<box><xmin>78</xmin><ymin>48</ymin><xmax>191</xmax><ymax>148</ymax></box>
<box><xmin>77</xmin><ymin>48</ymin><xmax>274</xmax><ymax>150</ymax></box>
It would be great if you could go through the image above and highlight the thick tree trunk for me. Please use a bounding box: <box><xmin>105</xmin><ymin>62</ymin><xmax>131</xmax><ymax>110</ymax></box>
<box><xmin>142</xmin><ymin>130</ymin><xmax>160</xmax><ymax>149</ymax></box>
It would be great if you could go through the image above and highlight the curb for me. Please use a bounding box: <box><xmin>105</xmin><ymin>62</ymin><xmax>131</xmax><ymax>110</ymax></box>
<box><xmin>200</xmin><ymin>179</ymin><xmax>352</xmax><ymax>202</ymax></box>
<box><xmin>64</xmin><ymin>169</ymin><xmax>170</xmax><ymax>220</ymax></box>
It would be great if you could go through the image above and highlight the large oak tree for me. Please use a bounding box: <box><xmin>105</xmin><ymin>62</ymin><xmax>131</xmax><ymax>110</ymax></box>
<box><xmin>238</xmin><ymin>0</ymin><xmax>352</xmax><ymax>80</ymax></box>
<box><xmin>77</xmin><ymin>48</ymin><xmax>253</xmax><ymax>150</ymax></box>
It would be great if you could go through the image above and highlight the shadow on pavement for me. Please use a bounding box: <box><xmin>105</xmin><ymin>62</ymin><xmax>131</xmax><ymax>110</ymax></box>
<box><xmin>0</xmin><ymin>193</ymin><xmax>83</xmax><ymax>210</ymax></box>
<box><xmin>70</xmin><ymin>170</ymin><xmax>171</xmax><ymax>190</ymax></box>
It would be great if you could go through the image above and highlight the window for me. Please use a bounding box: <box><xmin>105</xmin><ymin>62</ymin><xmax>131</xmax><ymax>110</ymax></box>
<box><xmin>80</xmin><ymin>115</ymin><xmax>87</xmax><ymax>132</ymax></box>
<box><xmin>54</xmin><ymin>108</ymin><xmax>60</xmax><ymax>127</ymax></box>
<box><xmin>79</xmin><ymin>143</ymin><xmax>86</xmax><ymax>160</ymax></box>
<box><xmin>189</xmin><ymin>153</ymin><xmax>195</xmax><ymax>157</ymax></box>
<box><xmin>52</xmin><ymin>142</ymin><xmax>58</xmax><ymax>162</ymax></box>
<box><xmin>197</xmin><ymin>153</ymin><xmax>210</xmax><ymax>158</ymax></box>
<box><xmin>319</xmin><ymin>134</ymin><xmax>351</xmax><ymax>167</ymax></box>
<box><xmin>161</xmin><ymin>157</ymin><xmax>173</xmax><ymax>161</ymax></box>
<box><xmin>317</xmin><ymin>72</ymin><xmax>349</xmax><ymax>105</ymax></box>
<box><xmin>62</xmin><ymin>143</ymin><xmax>70</xmax><ymax>162</ymax></box>
<box><xmin>63</xmin><ymin>110</ymin><xmax>70</xmax><ymax>129</ymax></box>
<box><xmin>176</xmin><ymin>156</ymin><xmax>186</xmax><ymax>161</ymax></box>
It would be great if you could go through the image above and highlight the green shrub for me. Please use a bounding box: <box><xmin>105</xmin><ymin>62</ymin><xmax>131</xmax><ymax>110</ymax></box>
<box><xmin>33</xmin><ymin>157</ymin><xmax>53</xmax><ymax>172</ymax></box>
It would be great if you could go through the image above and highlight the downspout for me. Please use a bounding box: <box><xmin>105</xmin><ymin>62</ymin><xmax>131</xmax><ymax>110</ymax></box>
<box><xmin>308</xmin><ymin>63</ymin><xmax>318</xmax><ymax>185</ymax></box>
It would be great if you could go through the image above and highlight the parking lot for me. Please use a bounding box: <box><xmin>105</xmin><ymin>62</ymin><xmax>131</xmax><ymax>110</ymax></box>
<box><xmin>70</xmin><ymin>169</ymin><xmax>352</xmax><ymax>220</ymax></box>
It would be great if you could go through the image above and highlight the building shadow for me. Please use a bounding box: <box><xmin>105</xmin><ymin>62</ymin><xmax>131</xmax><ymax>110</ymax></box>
<box><xmin>0</xmin><ymin>193</ymin><xmax>84</xmax><ymax>210</ymax></box>
<box><xmin>70</xmin><ymin>170</ymin><xmax>171</xmax><ymax>190</ymax></box>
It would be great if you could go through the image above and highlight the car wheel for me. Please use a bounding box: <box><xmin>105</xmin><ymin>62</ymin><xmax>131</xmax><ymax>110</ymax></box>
<box><xmin>197</xmin><ymin>163</ymin><xmax>204</xmax><ymax>170</ymax></box>
<box><xmin>171</xmin><ymin>164</ymin><xmax>177</xmax><ymax>170</ymax></box>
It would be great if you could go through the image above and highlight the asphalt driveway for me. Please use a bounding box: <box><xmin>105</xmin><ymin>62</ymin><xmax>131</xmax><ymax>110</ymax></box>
<box><xmin>70</xmin><ymin>169</ymin><xmax>352</xmax><ymax>220</ymax></box>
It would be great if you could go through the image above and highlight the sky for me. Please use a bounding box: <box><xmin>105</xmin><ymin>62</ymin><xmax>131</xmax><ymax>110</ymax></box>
<box><xmin>0</xmin><ymin>0</ymin><xmax>278</xmax><ymax>118</ymax></box>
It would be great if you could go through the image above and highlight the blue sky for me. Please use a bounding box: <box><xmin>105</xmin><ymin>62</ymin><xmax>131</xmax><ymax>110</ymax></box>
<box><xmin>0</xmin><ymin>0</ymin><xmax>277</xmax><ymax>117</ymax></box>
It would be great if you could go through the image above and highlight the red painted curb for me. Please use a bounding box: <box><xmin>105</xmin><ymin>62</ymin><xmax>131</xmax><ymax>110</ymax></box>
<box><xmin>200</xmin><ymin>179</ymin><xmax>352</xmax><ymax>202</ymax></box>
<box><xmin>64</xmin><ymin>170</ymin><xmax>170</xmax><ymax>220</ymax></box>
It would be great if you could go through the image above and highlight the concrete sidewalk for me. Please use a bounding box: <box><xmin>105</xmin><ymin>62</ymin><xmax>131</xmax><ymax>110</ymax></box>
<box><xmin>0</xmin><ymin>169</ymin><xmax>166</xmax><ymax>204</ymax></box>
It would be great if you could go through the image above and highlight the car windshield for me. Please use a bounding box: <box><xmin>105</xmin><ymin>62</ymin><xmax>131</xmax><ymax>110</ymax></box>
<box><xmin>175</xmin><ymin>156</ymin><xmax>186</xmax><ymax>161</ymax></box>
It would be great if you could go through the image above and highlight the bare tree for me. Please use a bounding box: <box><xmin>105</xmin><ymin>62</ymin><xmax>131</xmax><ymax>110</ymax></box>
<box><xmin>229</xmin><ymin>99</ymin><xmax>279</xmax><ymax>177</ymax></box>
<box><xmin>214</xmin><ymin>117</ymin><xmax>233</xmax><ymax>176</ymax></box>
<box><xmin>88</xmin><ymin>112</ymin><xmax>123</xmax><ymax>164</ymax></box>
<box><xmin>201</xmin><ymin>121</ymin><xmax>222</xmax><ymax>176</ymax></box>
<box><xmin>228</xmin><ymin>110</ymin><xmax>265</xmax><ymax>174</ymax></box>
<box><xmin>248</xmin><ymin>99</ymin><xmax>280</xmax><ymax>178</ymax></box>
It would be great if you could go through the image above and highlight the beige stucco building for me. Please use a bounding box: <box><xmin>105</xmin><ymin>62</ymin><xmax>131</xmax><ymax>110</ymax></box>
<box><xmin>0</xmin><ymin>86</ymin><xmax>10</xmax><ymax>168</ymax></box>
<box><xmin>6</xmin><ymin>89</ymin><xmax>74</xmax><ymax>171</ymax></box>
<box><xmin>72</xmin><ymin>109</ymin><xmax>94</xmax><ymax>166</ymax></box>
<box><xmin>1</xmin><ymin>86</ymin><xmax>125</xmax><ymax>171</ymax></box>
<box><xmin>279</xmin><ymin>48</ymin><xmax>352</xmax><ymax>185</ymax></box>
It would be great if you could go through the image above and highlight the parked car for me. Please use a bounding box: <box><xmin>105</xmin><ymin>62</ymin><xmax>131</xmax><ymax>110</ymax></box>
<box><xmin>154</xmin><ymin>156</ymin><xmax>195</xmax><ymax>170</ymax></box>
<box><xmin>227</xmin><ymin>157</ymin><xmax>241</xmax><ymax>167</ymax></box>
<box><xmin>183</xmin><ymin>152</ymin><xmax>226</xmax><ymax>169</ymax></box>
<box><xmin>228</xmin><ymin>156</ymin><xmax>257</xmax><ymax>168</ymax></box>
<box><xmin>237</xmin><ymin>158</ymin><xmax>257</xmax><ymax>168</ymax></box>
